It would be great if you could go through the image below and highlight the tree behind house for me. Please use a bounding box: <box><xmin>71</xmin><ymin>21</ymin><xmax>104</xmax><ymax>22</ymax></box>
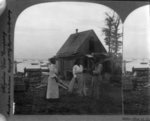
<box><xmin>102</xmin><ymin>12</ymin><xmax>123</xmax><ymax>56</ymax></box>
<box><xmin>102</xmin><ymin>12</ymin><xmax>123</xmax><ymax>83</ymax></box>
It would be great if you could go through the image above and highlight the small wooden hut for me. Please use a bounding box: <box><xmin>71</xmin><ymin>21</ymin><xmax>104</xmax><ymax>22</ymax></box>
<box><xmin>56</xmin><ymin>29</ymin><xmax>107</xmax><ymax>80</ymax></box>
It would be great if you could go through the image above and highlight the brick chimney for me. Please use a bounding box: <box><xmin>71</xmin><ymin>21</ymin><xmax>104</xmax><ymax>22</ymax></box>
<box><xmin>76</xmin><ymin>29</ymin><xmax>78</xmax><ymax>34</ymax></box>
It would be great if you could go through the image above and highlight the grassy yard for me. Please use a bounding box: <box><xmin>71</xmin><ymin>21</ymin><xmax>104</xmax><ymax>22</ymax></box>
<box><xmin>14</xmin><ymin>80</ymin><xmax>122</xmax><ymax>115</ymax></box>
<box><xmin>123</xmin><ymin>88</ymin><xmax>150</xmax><ymax>115</ymax></box>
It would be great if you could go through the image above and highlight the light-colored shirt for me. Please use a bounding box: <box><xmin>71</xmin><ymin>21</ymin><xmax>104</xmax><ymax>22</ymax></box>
<box><xmin>93</xmin><ymin>63</ymin><xmax>103</xmax><ymax>75</ymax></box>
<box><xmin>72</xmin><ymin>65</ymin><xmax>83</xmax><ymax>78</ymax></box>
<box><xmin>48</xmin><ymin>64</ymin><xmax>58</xmax><ymax>78</ymax></box>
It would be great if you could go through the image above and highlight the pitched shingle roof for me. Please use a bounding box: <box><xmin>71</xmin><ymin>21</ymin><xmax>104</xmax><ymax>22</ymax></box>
<box><xmin>56</xmin><ymin>29</ymin><xmax>106</xmax><ymax>57</ymax></box>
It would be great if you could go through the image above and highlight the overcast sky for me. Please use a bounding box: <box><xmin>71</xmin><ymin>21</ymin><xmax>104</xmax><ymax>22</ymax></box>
<box><xmin>14</xmin><ymin>2</ymin><xmax>149</xmax><ymax>60</ymax></box>
<box><xmin>0</xmin><ymin>0</ymin><xmax>6</xmax><ymax>15</ymax></box>
<box><xmin>123</xmin><ymin>5</ymin><xmax>150</xmax><ymax>60</ymax></box>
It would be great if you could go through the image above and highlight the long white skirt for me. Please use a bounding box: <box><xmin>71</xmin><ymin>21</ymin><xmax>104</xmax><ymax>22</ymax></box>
<box><xmin>46</xmin><ymin>76</ymin><xmax>59</xmax><ymax>99</ymax></box>
<box><xmin>68</xmin><ymin>77</ymin><xmax>76</xmax><ymax>93</ymax></box>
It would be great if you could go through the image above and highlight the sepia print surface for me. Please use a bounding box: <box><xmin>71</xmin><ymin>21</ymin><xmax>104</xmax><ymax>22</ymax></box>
<box><xmin>0</xmin><ymin>0</ymin><xmax>149</xmax><ymax>119</ymax></box>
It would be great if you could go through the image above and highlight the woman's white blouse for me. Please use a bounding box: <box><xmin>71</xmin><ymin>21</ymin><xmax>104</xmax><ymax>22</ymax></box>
<box><xmin>48</xmin><ymin>64</ymin><xmax>58</xmax><ymax>78</ymax></box>
<box><xmin>72</xmin><ymin>65</ymin><xmax>83</xmax><ymax>78</ymax></box>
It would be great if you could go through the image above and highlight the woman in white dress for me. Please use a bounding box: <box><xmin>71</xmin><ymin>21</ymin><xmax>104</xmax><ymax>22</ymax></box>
<box><xmin>68</xmin><ymin>59</ymin><xmax>83</xmax><ymax>93</ymax></box>
<box><xmin>46</xmin><ymin>58</ymin><xmax>59</xmax><ymax>100</ymax></box>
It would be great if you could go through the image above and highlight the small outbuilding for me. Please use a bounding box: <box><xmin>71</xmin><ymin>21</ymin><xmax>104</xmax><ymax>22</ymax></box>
<box><xmin>56</xmin><ymin>29</ymin><xmax>107</xmax><ymax>80</ymax></box>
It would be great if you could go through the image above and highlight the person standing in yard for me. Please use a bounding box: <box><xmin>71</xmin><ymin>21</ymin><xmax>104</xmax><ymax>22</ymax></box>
<box><xmin>46</xmin><ymin>57</ymin><xmax>59</xmax><ymax>100</ymax></box>
<box><xmin>91</xmin><ymin>58</ymin><xmax>103</xmax><ymax>100</ymax></box>
<box><xmin>68</xmin><ymin>59</ymin><xmax>83</xmax><ymax>94</ymax></box>
<box><xmin>77</xmin><ymin>58</ymin><xmax>87</xmax><ymax>96</ymax></box>
<box><xmin>132</xmin><ymin>71</ymin><xmax>137</xmax><ymax>90</ymax></box>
